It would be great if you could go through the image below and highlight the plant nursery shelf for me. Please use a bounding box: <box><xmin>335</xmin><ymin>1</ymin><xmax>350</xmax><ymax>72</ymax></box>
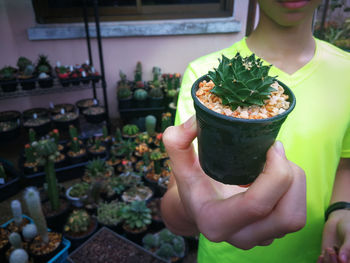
<box><xmin>0</xmin><ymin>79</ymin><xmax>100</xmax><ymax>100</ymax></box>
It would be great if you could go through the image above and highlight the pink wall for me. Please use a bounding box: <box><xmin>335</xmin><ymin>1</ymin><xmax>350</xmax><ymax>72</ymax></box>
<box><xmin>0</xmin><ymin>0</ymin><xmax>249</xmax><ymax>118</ymax></box>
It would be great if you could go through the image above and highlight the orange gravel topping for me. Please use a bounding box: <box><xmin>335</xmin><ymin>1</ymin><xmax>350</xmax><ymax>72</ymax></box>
<box><xmin>196</xmin><ymin>80</ymin><xmax>290</xmax><ymax>119</ymax></box>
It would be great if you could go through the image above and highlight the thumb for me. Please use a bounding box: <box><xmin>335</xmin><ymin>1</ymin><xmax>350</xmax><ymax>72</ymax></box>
<box><xmin>338</xmin><ymin>219</ymin><xmax>350</xmax><ymax>263</ymax></box>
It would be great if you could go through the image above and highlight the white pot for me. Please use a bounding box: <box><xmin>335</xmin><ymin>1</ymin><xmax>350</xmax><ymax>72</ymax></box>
<box><xmin>66</xmin><ymin>186</ymin><xmax>88</xmax><ymax>208</ymax></box>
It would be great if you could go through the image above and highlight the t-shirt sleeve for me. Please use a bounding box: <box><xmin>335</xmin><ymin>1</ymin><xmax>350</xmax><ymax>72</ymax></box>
<box><xmin>174</xmin><ymin>64</ymin><xmax>199</xmax><ymax>126</ymax></box>
<box><xmin>341</xmin><ymin>125</ymin><xmax>350</xmax><ymax>158</ymax></box>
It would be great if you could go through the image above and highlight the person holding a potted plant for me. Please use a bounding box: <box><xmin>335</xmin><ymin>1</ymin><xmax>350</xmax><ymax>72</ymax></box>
<box><xmin>160</xmin><ymin>1</ymin><xmax>350</xmax><ymax>263</ymax></box>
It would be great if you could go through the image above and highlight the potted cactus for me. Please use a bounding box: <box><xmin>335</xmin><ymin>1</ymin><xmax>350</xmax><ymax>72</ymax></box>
<box><xmin>49</xmin><ymin>129</ymin><xmax>64</xmax><ymax>152</ymax></box>
<box><xmin>82</xmin><ymin>105</ymin><xmax>106</xmax><ymax>124</ymax></box>
<box><xmin>0</xmin><ymin>117</ymin><xmax>20</xmax><ymax>142</ymax></box>
<box><xmin>122</xmin><ymin>124</ymin><xmax>139</xmax><ymax>139</ymax></box>
<box><xmin>87</xmin><ymin>137</ymin><xmax>107</xmax><ymax>158</ymax></box>
<box><xmin>117</xmin><ymin>71</ymin><xmax>133</xmax><ymax>109</ymax></box>
<box><xmin>76</xmin><ymin>98</ymin><xmax>99</xmax><ymax>114</ymax></box>
<box><xmin>24</xmin><ymin>187</ymin><xmax>63</xmax><ymax>262</ymax></box>
<box><xmin>0</xmin><ymin>66</ymin><xmax>17</xmax><ymax>92</ymax></box>
<box><xmin>67</xmin><ymin>137</ymin><xmax>87</xmax><ymax>164</ymax></box>
<box><xmin>66</xmin><ymin>182</ymin><xmax>90</xmax><ymax>208</ymax></box>
<box><xmin>6</xmin><ymin>200</ymin><xmax>30</xmax><ymax>234</ymax></box>
<box><xmin>148</xmin><ymin>87</ymin><xmax>164</xmax><ymax>108</ymax></box>
<box><xmin>35</xmin><ymin>55</ymin><xmax>54</xmax><ymax>88</ymax></box>
<box><xmin>82</xmin><ymin>159</ymin><xmax>114</xmax><ymax>184</ymax></box>
<box><xmin>50</xmin><ymin>103</ymin><xmax>75</xmax><ymax>116</ymax></box>
<box><xmin>142</xmin><ymin>228</ymin><xmax>186</xmax><ymax>262</ymax></box>
<box><xmin>192</xmin><ymin>53</ymin><xmax>296</xmax><ymax>185</ymax></box>
<box><xmin>9</xmin><ymin>248</ymin><xmax>29</xmax><ymax>263</ymax></box>
<box><xmin>18</xmin><ymin>65</ymin><xmax>36</xmax><ymax>91</ymax></box>
<box><xmin>134</xmin><ymin>61</ymin><xmax>145</xmax><ymax>90</ymax></box>
<box><xmin>33</xmin><ymin>139</ymin><xmax>70</xmax><ymax>231</ymax></box>
<box><xmin>133</xmin><ymin>88</ymin><xmax>148</xmax><ymax>108</ymax></box>
<box><xmin>97</xmin><ymin>201</ymin><xmax>124</xmax><ymax>232</ymax></box>
<box><xmin>120</xmin><ymin>200</ymin><xmax>152</xmax><ymax>244</ymax></box>
<box><xmin>63</xmin><ymin>209</ymin><xmax>97</xmax><ymax>250</ymax></box>
<box><xmin>52</xmin><ymin>109</ymin><xmax>79</xmax><ymax>132</ymax></box>
<box><xmin>57</xmin><ymin>66</ymin><xmax>70</xmax><ymax>87</ymax></box>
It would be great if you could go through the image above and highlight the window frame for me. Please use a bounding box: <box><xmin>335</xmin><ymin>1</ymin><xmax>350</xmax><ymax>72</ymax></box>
<box><xmin>32</xmin><ymin>0</ymin><xmax>234</xmax><ymax>24</ymax></box>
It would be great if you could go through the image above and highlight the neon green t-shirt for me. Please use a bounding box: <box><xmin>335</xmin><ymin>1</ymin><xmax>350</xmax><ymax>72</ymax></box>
<box><xmin>175</xmin><ymin>38</ymin><xmax>350</xmax><ymax>262</ymax></box>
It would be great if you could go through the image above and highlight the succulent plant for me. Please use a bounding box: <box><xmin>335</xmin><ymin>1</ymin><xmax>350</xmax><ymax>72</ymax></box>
<box><xmin>22</xmin><ymin>65</ymin><xmax>34</xmax><ymax>77</ymax></box>
<box><xmin>85</xmin><ymin>158</ymin><xmax>113</xmax><ymax>179</ymax></box>
<box><xmin>156</xmin><ymin>243</ymin><xmax>176</xmax><ymax>259</ymax></box>
<box><xmin>17</xmin><ymin>57</ymin><xmax>32</xmax><ymax>73</ymax></box>
<box><xmin>114</xmin><ymin>128</ymin><xmax>123</xmax><ymax>143</ymax></box>
<box><xmin>36</xmin><ymin>54</ymin><xmax>52</xmax><ymax>73</ymax></box>
<box><xmin>102</xmin><ymin>125</ymin><xmax>109</xmax><ymax>139</ymax></box>
<box><xmin>69</xmin><ymin>125</ymin><xmax>79</xmax><ymax>139</ymax></box>
<box><xmin>24</xmin><ymin>144</ymin><xmax>37</xmax><ymax>164</ymax></box>
<box><xmin>28</xmin><ymin>128</ymin><xmax>36</xmax><ymax>143</ymax></box>
<box><xmin>9</xmin><ymin>232</ymin><xmax>22</xmax><ymax>249</ymax></box>
<box><xmin>97</xmin><ymin>201</ymin><xmax>123</xmax><ymax>226</ymax></box>
<box><xmin>69</xmin><ymin>182</ymin><xmax>90</xmax><ymax>198</ymax></box>
<box><xmin>9</xmin><ymin>248</ymin><xmax>29</xmax><ymax>263</ymax></box>
<box><xmin>111</xmin><ymin>139</ymin><xmax>136</xmax><ymax>160</ymax></box>
<box><xmin>24</xmin><ymin>187</ymin><xmax>49</xmax><ymax>243</ymax></box>
<box><xmin>145</xmin><ymin>115</ymin><xmax>157</xmax><ymax>136</ymax></box>
<box><xmin>117</xmin><ymin>86</ymin><xmax>132</xmax><ymax>99</ymax></box>
<box><xmin>121</xmin><ymin>200</ymin><xmax>152</xmax><ymax>230</ymax></box>
<box><xmin>32</xmin><ymin>139</ymin><xmax>60</xmax><ymax>211</ymax></box>
<box><xmin>134</xmin><ymin>61</ymin><xmax>142</xmax><ymax>82</ymax></box>
<box><xmin>37</xmin><ymin>65</ymin><xmax>50</xmax><ymax>74</ymax></box>
<box><xmin>122</xmin><ymin>124</ymin><xmax>139</xmax><ymax>136</ymax></box>
<box><xmin>49</xmin><ymin>129</ymin><xmax>60</xmax><ymax>145</ymax></box>
<box><xmin>161</xmin><ymin>112</ymin><xmax>172</xmax><ymax>132</ymax></box>
<box><xmin>64</xmin><ymin>210</ymin><xmax>91</xmax><ymax>233</ymax></box>
<box><xmin>0</xmin><ymin>66</ymin><xmax>17</xmax><ymax>80</ymax></box>
<box><xmin>133</xmin><ymin>88</ymin><xmax>148</xmax><ymax>101</ymax></box>
<box><xmin>22</xmin><ymin>224</ymin><xmax>38</xmax><ymax>242</ymax></box>
<box><xmin>70</xmin><ymin>137</ymin><xmax>81</xmax><ymax>153</ymax></box>
<box><xmin>149</xmin><ymin>87</ymin><xmax>163</xmax><ymax>98</ymax></box>
<box><xmin>208</xmin><ymin>53</ymin><xmax>277</xmax><ymax>110</ymax></box>
<box><xmin>142</xmin><ymin>233</ymin><xmax>160</xmax><ymax>250</ymax></box>
<box><xmin>0</xmin><ymin>163</ymin><xmax>7</xmax><ymax>183</ymax></box>
<box><xmin>152</xmin><ymin>67</ymin><xmax>161</xmax><ymax>82</ymax></box>
<box><xmin>150</xmin><ymin>150</ymin><xmax>162</xmax><ymax>174</ymax></box>
<box><xmin>11</xmin><ymin>200</ymin><xmax>23</xmax><ymax>226</ymax></box>
<box><xmin>174</xmin><ymin>73</ymin><xmax>181</xmax><ymax>90</ymax></box>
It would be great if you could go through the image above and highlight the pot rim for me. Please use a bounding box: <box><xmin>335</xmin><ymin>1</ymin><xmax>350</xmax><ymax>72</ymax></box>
<box><xmin>66</xmin><ymin>186</ymin><xmax>88</xmax><ymax>201</ymax></box>
<box><xmin>191</xmin><ymin>74</ymin><xmax>296</xmax><ymax>124</ymax></box>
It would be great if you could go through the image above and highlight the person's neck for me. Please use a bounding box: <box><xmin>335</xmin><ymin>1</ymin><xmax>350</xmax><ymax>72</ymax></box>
<box><xmin>246</xmin><ymin>13</ymin><xmax>316</xmax><ymax>75</ymax></box>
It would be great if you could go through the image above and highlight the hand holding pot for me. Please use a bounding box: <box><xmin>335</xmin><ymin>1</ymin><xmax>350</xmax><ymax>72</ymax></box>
<box><xmin>162</xmin><ymin>115</ymin><xmax>306</xmax><ymax>250</ymax></box>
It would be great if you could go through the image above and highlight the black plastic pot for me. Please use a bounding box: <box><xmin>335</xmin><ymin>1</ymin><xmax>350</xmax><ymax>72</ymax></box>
<box><xmin>18</xmin><ymin>77</ymin><xmax>37</xmax><ymax>90</ymax></box>
<box><xmin>122</xmin><ymin>224</ymin><xmax>148</xmax><ymax>245</ymax></box>
<box><xmin>68</xmin><ymin>150</ymin><xmax>88</xmax><ymax>165</ymax></box>
<box><xmin>0</xmin><ymin>110</ymin><xmax>21</xmax><ymax>123</ymax></box>
<box><xmin>0</xmin><ymin>122</ymin><xmax>20</xmax><ymax>142</ymax></box>
<box><xmin>0</xmin><ymin>161</ymin><xmax>21</xmax><ymax>202</ymax></box>
<box><xmin>52</xmin><ymin>114</ymin><xmax>79</xmax><ymax>133</ymax></box>
<box><xmin>82</xmin><ymin>106</ymin><xmax>106</xmax><ymax>124</ymax></box>
<box><xmin>149</xmin><ymin>96</ymin><xmax>164</xmax><ymax>108</ymax></box>
<box><xmin>59</xmin><ymin>77</ymin><xmax>70</xmax><ymax>87</ymax></box>
<box><xmin>64</xmin><ymin>218</ymin><xmax>98</xmax><ymax>251</ymax></box>
<box><xmin>50</xmin><ymin>103</ymin><xmax>75</xmax><ymax>115</ymax></box>
<box><xmin>23</xmin><ymin>107</ymin><xmax>49</xmax><ymax>120</ymax></box>
<box><xmin>43</xmin><ymin>198</ymin><xmax>71</xmax><ymax>233</ymax></box>
<box><xmin>118</xmin><ymin>96</ymin><xmax>133</xmax><ymax>110</ymax></box>
<box><xmin>38</xmin><ymin>76</ymin><xmax>54</xmax><ymax>88</ymax></box>
<box><xmin>192</xmin><ymin>75</ymin><xmax>296</xmax><ymax>185</ymax></box>
<box><xmin>0</xmin><ymin>229</ymin><xmax>10</xmax><ymax>263</ymax></box>
<box><xmin>76</xmin><ymin>98</ymin><xmax>99</xmax><ymax>114</ymax></box>
<box><xmin>29</xmin><ymin>233</ymin><xmax>64</xmax><ymax>263</ymax></box>
<box><xmin>0</xmin><ymin>79</ymin><xmax>17</xmax><ymax>92</ymax></box>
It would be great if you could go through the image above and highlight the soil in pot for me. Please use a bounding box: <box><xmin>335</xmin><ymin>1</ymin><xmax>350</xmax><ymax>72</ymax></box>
<box><xmin>23</xmin><ymin>117</ymin><xmax>52</xmax><ymax>136</ymax></box>
<box><xmin>50</xmin><ymin>103</ymin><xmax>75</xmax><ymax>115</ymax></box>
<box><xmin>68</xmin><ymin>227</ymin><xmax>167</xmax><ymax>263</ymax></box>
<box><xmin>121</xmin><ymin>185</ymin><xmax>153</xmax><ymax>203</ymax></box>
<box><xmin>29</xmin><ymin>232</ymin><xmax>63</xmax><ymax>263</ymax></box>
<box><xmin>67</xmin><ymin>148</ymin><xmax>88</xmax><ymax>164</ymax></box>
<box><xmin>38</xmin><ymin>75</ymin><xmax>54</xmax><ymax>88</ymax></box>
<box><xmin>0</xmin><ymin>110</ymin><xmax>21</xmax><ymax>123</ymax></box>
<box><xmin>192</xmin><ymin>69</ymin><xmax>295</xmax><ymax>185</ymax></box>
<box><xmin>23</xmin><ymin>107</ymin><xmax>49</xmax><ymax>120</ymax></box>
<box><xmin>76</xmin><ymin>98</ymin><xmax>99</xmax><ymax>114</ymax></box>
<box><xmin>0</xmin><ymin>121</ymin><xmax>20</xmax><ymax>141</ymax></box>
<box><xmin>5</xmin><ymin>217</ymin><xmax>30</xmax><ymax>234</ymax></box>
<box><xmin>52</xmin><ymin>112</ymin><xmax>79</xmax><ymax>131</ymax></box>
<box><xmin>82</xmin><ymin>106</ymin><xmax>106</xmax><ymax>124</ymax></box>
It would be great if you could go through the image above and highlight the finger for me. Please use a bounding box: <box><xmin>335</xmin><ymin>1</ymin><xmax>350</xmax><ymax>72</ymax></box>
<box><xmin>258</xmin><ymin>239</ymin><xmax>274</xmax><ymax>246</ymax></box>
<box><xmin>325</xmin><ymin>247</ymin><xmax>338</xmax><ymax>263</ymax></box>
<box><xmin>317</xmin><ymin>254</ymin><xmax>325</xmax><ymax>263</ymax></box>
<box><xmin>199</xmin><ymin>141</ymin><xmax>295</xmax><ymax>238</ymax></box>
<box><xmin>163</xmin><ymin>115</ymin><xmax>202</xmax><ymax>187</ymax></box>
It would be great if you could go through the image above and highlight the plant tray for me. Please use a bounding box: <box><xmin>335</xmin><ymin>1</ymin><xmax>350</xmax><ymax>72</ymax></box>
<box><xmin>67</xmin><ymin>227</ymin><xmax>168</xmax><ymax>263</ymax></box>
<box><xmin>1</xmin><ymin>215</ymin><xmax>71</xmax><ymax>263</ymax></box>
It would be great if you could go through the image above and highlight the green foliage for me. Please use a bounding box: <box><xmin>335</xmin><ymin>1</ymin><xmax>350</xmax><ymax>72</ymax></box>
<box><xmin>17</xmin><ymin>57</ymin><xmax>32</xmax><ymax>72</ymax></box>
<box><xmin>23</xmin><ymin>65</ymin><xmax>34</xmax><ymax>77</ymax></box>
<box><xmin>156</xmin><ymin>243</ymin><xmax>176</xmax><ymax>260</ymax></box>
<box><xmin>119</xmin><ymin>70</ymin><xmax>127</xmax><ymax>84</ymax></box>
<box><xmin>136</xmin><ymin>132</ymin><xmax>150</xmax><ymax>144</ymax></box>
<box><xmin>149</xmin><ymin>87</ymin><xmax>163</xmax><ymax>98</ymax></box>
<box><xmin>111</xmin><ymin>139</ymin><xmax>136</xmax><ymax>159</ymax></box>
<box><xmin>102</xmin><ymin>125</ymin><xmax>108</xmax><ymax>139</ymax></box>
<box><xmin>38</xmin><ymin>65</ymin><xmax>50</xmax><ymax>74</ymax></box>
<box><xmin>85</xmin><ymin>158</ymin><xmax>113</xmax><ymax>178</ymax></box>
<box><xmin>142</xmin><ymin>233</ymin><xmax>159</xmax><ymax>250</ymax></box>
<box><xmin>0</xmin><ymin>66</ymin><xmax>16</xmax><ymax>80</ymax></box>
<box><xmin>97</xmin><ymin>201</ymin><xmax>123</xmax><ymax>226</ymax></box>
<box><xmin>69</xmin><ymin>125</ymin><xmax>79</xmax><ymax>139</ymax></box>
<box><xmin>161</xmin><ymin>112</ymin><xmax>172</xmax><ymax>132</ymax></box>
<box><xmin>70</xmin><ymin>182</ymin><xmax>90</xmax><ymax>198</ymax></box>
<box><xmin>152</xmin><ymin>67</ymin><xmax>161</xmax><ymax>82</ymax></box>
<box><xmin>70</xmin><ymin>137</ymin><xmax>81</xmax><ymax>153</ymax></box>
<box><xmin>118</xmin><ymin>86</ymin><xmax>132</xmax><ymax>99</ymax></box>
<box><xmin>29</xmin><ymin>128</ymin><xmax>36</xmax><ymax>143</ymax></box>
<box><xmin>24</xmin><ymin>144</ymin><xmax>36</xmax><ymax>164</ymax></box>
<box><xmin>107</xmin><ymin>176</ymin><xmax>127</xmax><ymax>195</ymax></box>
<box><xmin>150</xmin><ymin>150</ymin><xmax>162</xmax><ymax>161</ymax></box>
<box><xmin>208</xmin><ymin>53</ymin><xmax>276</xmax><ymax>110</ymax></box>
<box><xmin>121</xmin><ymin>200</ymin><xmax>152</xmax><ymax>230</ymax></box>
<box><xmin>123</xmin><ymin>124</ymin><xmax>139</xmax><ymax>136</ymax></box>
<box><xmin>64</xmin><ymin>210</ymin><xmax>91</xmax><ymax>233</ymax></box>
<box><xmin>36</xmin><ymin>54</ymin><xmax>52</xmax><ymax>73</ymax></box>
<box><xmin>145</xmin><ymin>115</ymin><xmax>156</xmax><ymax>136</ymax></box>
<box><xmin>134</xmin><ymin>61</ymin><xmax>142</xmax><ymax>82</ymax></box>
<box><xmin>158</xmin><ymin>228</ymin><xmax>176</xmax><ymax>243</ymax></box>
<box><xmin>133</xmin><ymin>88</ymin><xmax>148</xmax><ymax>101</ymax></box>
<box><xmin>114</xmin><ymin>128</ymin><xmax>123</xmax><ymax>143</ymax></box>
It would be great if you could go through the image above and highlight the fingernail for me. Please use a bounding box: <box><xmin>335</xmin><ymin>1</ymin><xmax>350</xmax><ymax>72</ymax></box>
<box><xmin>274</xmin><ymin>141</ymin><xmax>285</xmax><ymax>156</ymax></box>
<box><xmin>183</xmin><ymin>115</ymin><xmax>196</xmax><ymax>130</ymax></box>
<box><xmin>339</xmin><ymin>253</ymin><xmax>347</xmax><ymax>263</ymax></box>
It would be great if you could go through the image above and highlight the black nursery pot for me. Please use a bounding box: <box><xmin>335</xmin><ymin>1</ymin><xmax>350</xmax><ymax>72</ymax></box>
<box><xmin>38</xmin><ymin>76</ymin><xmax>54</xmax><ymax>88</ymax></box>
<box><xmin>191</xmin><ymin>75</ymin><xmax>296</xmax><ymax>185</ymax></box>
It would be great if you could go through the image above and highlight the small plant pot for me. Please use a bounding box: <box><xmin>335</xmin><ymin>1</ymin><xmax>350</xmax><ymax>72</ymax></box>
<box><xmin>66</xmin><ymin>186</ymin><xmax>88</xmax><ymax>208</ymax></box>
<box><xmin>0</xmin><ymin>79</ymin><xmax>17</xmax><ymax>92</ymax></box>
<box><xmin>191</xmin><ymin>75</ymin><xmax>296</xmax><ymax>185</ymax></box>
<box><xmin>82</xmin><ymin>106</ymin><xmax>107</xmax><ymax>124</ymax></box>
<box><xmin>133</xmin><ymin>98</ymin><xmax>149</xmax><ymax>108</ymax></box>
<box><xmin>0</xmin><ymin>122</ymin><xmax>20</xmax><ymax>142</ymax></box>
<box><xmin>23</xmin><ymin>118</ymin><xmax>52</xmax><ymax>137</ymax></box>
<box><xmin>42</xmin><ymin>198</ymin><xmax>71</xmax><ymax>233</ymax></box>
<box><xmin>0</xmin><ymin>161</ymin><xmax>21</xmax><ymax>202</ymax></box>
<box><xmin>76</xmin><ymin>98</ymin><xmax>99</xmax><ymax>114</ymax></box>
<box><xmin>29</xmin><ymin>232</ymin><xmax>64</xmax><ymax>263</ymax></box>
<box><xmin>149</xmin><ymin>97</ymin><xmax>164</xmax><ymax>108</ymax></box>
<box><xmin>38</xmin><ymin>76</ymin><xmax>54</xmax><ymax>88</ymax></box>
<box><xmin>64</xmin><ymin>218</ymin><xmax>98</xmax><ymax>251</ymax></box>
<box><xmin>59</xmin><ymin>77</ymin><xmax>70</xmax><ymax>87</ymax></box>
<box><xmin>52</xmin><ymin>112</ymin><xmax>79</xmax><ymax>132</ymax></box>
<box><xmin>18</xmin><ymin>76</ymin><xmax>37</xmax><ymax>90</ymax></box>
<box><xmin>67</xmin><ymin>149</ymin><xmax>88</xmax><ymax>164</ymax></box>
<box><xmin>50</xmin><ymin>103</ymin><xmax>76</xmax><ymax>115</ymax></box>
<box><xmin>70</xmin><ymin>77</ymin><xmax>80</xmax><ymax>86</ymax></box>
<box><xmin>23</xmin><ymin>107</ymin><xmax>49</xmax><ymax>120</ymax></box>
<box><xmin>0</xmin><ymin>110</ymin><xmax>21</xmax><ymax>123</ymax></box>
<box><xmin>118</xmin><ymin>96</ymin><xmax>133</xmax><ymax>110</ymax></box>
<box><xmin>122</xmin><ymin>224</ymin><xmax>148</xmax><ymax>245</ymax></box>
